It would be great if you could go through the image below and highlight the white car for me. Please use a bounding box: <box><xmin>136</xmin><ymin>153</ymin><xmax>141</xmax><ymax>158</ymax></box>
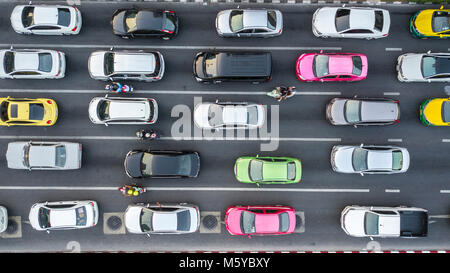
<box><xmin>341</xmin><ymin>206</ymin><xmax>428</xmax><ymax>238</ymax></box>
<box><xmin>29</xmin><ymin>201</ymin><xmax>99</xmax><ymax>231</ymax></box>
<box><xmin>6</xmin><ymin>141</ymin><xmax>82</xmax><ymax>170</ymax></box>
<box><xmin>194</xmin><ymin>102</ymin><xmax>264</xmax><ymax>129</ymax></box>
<box><xmin>88</xmin><ymin>50</ymin><xmax>165</xmax><ymax>82</ymax></box>
<box><xmin>330</xmin><ymin>144</ymin><xmax>410</xmax><ymax>175</ymax></box>
<box><xmin>0</xmin><ymin>206</ymin><xmax>7</xmax><ymax>233</ymax></box>
<box><xmin>312</xmin><ymin>7</ymin><xmax>390</xmax><ymax>39</ymax></box>
<box><xmin>0</xmin><ymin>49</ymin><xmax>65</xmax><ymax>79</ymax></box>
<box><xmin>124</xmin><ymin>203</ymin><xmax>200</xmax><ymax>234</ymax></box>
<box><xmin>88</xmin><ymin>96</ymin><xmax>158</xmax><ymax>125</ymax></box>
<box><xmin>10</xmin><ymin>5</ymin><xmax>82</xmax><ymax>35</ymax></box>
<box><xmin>397</xmin><ymin>52</ymin><xmax>450</xmax><ymax>82</ymax></box>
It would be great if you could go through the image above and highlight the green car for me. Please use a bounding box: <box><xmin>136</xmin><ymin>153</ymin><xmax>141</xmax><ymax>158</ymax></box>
<box><xmin>234</xmin><ymin>156</ymin><xmax>302</xmax><ymax>186</ymax></box>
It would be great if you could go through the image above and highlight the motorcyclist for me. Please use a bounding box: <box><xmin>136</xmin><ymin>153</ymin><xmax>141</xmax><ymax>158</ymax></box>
<box><xmin>278</xmin><ymin>86</ymin><xmax>296</xmax><ymax>101</ymax></box>
<box><xmin>136</xmin><ymin>129</ymin><xmax>160</xmax><ymax>140</ymax></box>
<box><xmin>119</xmin><ymin>185</ymin><xmax>145</xmax><ymax>197</ymax></box>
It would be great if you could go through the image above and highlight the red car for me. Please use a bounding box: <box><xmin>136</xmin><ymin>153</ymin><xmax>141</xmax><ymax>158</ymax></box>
<box><xmin>224</xmin><ymin>205</ymin><xmax>296</xmax><ymax>236</ymax></box>
<box><xmin>296</xmin><ymin>52</ymin><xmax>368</xmax><ymax>82</ymax></box>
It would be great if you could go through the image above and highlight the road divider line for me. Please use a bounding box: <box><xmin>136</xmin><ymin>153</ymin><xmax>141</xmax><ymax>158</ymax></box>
<box><xmin>383</xmin><ymin>92</ymin><xmax>400</xmax><ymax>96</ymax></box>
<box><xmin>388</xmin><ymin>139</ymin><xmax>403</xmax><ymax>142</ymax></box>
<box><xmin>0</xmin><ymin>44</ymin><xmax>342</xmax><ymax>51</ymax></box>
<box><xmin>0</xmin><ymin>186</ymin><xmax>369</xmax><ymax>193</ymax></box>
<box><xmin>440</xmin><ymin>190</ymin><xmax>450</xmax><ymax>193</ymax></box>
<box><xmin>385</xmin><ymin>48</ymin><xmax>402</xmax><ymax>51</ymax></box>
<box><xmin>0</xmin><ymin>135</ymin><xmax>341</xmax><ymax>142</ymax></box>
<box><xmin>385</xmin><ymin>189</ymin><xmax>400</xmax><ymax>193</ymax></box>
<box><xmin>0</xmin><ymin>89</ymin><xmax>341</xmax><ymax>96</ymax></box>
<box><xmin>443</xmin><ymin>139</ymin><xmax>450</xmax><ymax>143</ymax></box>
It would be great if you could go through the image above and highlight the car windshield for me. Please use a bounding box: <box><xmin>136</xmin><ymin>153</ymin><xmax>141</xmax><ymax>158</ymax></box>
<box><xmin>176</xmin><ymin>210</ymin><xmax>191</xmax><ymax>231</ymax></box>
<box><xmin>247</xmin><ymin>106</ymin><xmax>259</xmax><ymax>125</ymax></box>
<box><xmin>352</xmin><ymin>56</ymin><xmax>363</xmax><ymax>76</ymax></box>
<box><xmin>278</xmin><ymin>212</ymin><xmax>290</xmax><ymax>232</ymax></box>
<box><xmin>141</xmin><ymin>153</ymin><xmax>154</xmax><ymax>176</ymax></box>
<box><xmin>4</xmin><ymin>51</ymin><xmax>14</xmax><ymax>74</ymax></box>
<box><xmin>22</xmin><ymin>6</ymin><xmax>35</xmax><ymax>28</ymax></box>
<box><xmin>75</xmin><ymin>206</ymin><xmax>87</xmax><ymax>226</ymax></box>
<box><xmin>344</xmin><ymin>100</ymin><xmax>361</xmax><ymax>123</ymax></box>
<box><xmin>287</xmin><ymin>162</ymin><xmax>296</xmax><ymax>180</ymax></box>
<box><xmin>55</xmin><ymin>145</ymin><xmax>66</xmax><ymax>168</ymax></box>
<box><xmin>124</xmin><ymin>10</ymin><xmax>138</xmax><ymax>32</ymax></box>
<box><xmin>422</xmin><ymin>56</ymin><xmax>437</xmax><ymax>78</ymax></box>
<box><xmin>267</xmin><ymin>11</ymin><xmax>277</xmax><ymax>30</ymax></box>
<box><xmin>97</xmin><ymin>100</ymin><xmax>110</xmax><ymax>121</ymax></box>
<box><xmin>313</xmin><ymin>55</ymin><xmax>329</xmax><ymax>77</ymax></box>
<box><xmin>432</xmin><ymin>11</ymin><xmax>450</xmax><ymax>33</ymax></box>
<box><xmin>38</xmin><ymin>53</ymin><xmax>53</xmax><ymax>73</ymax></box>
<box><xmin>104</xmin><ymin>52</ymin><xmax>115</xmax><ymax>76</ymax></box>
<box><xmin>208</xmin><ymin>104</ymin><xmax>224</xmax><ymax>126</ymax></box>
<box><xmin>140</xmin><ymin>208</ymin><xmax>153</xmax><ymax>232</ymax></box>
<box><xmin>443</xmin><ymin>101</ymin><xmax>450</xmax><ymax>122</ymax></box>
<box><xmin>392</xmin><ymin>151</ymin><xmax>403</xmax><ymax>171</ymax></box>
<box><xmin>57</xmin><ymin>8</ymin><xmax>71</xmax><ymax>27</ymax></box>
<box><xmin>352</xmin><ymin>148</ymin><xmax>368</xmax><ymax>172</ymax></box>
<box><xmin>204</xmin><ymin>53</ymin><xmax>218</xmax><ymax>78</ymax></box>
<box><xmin>364</xmin><ymin>212</ymin><xmax>379</xmax><ymax>235</ymax></box>
<box><xmin>29</xmin><ymin>104</ymin><xmax>44</xmax><ymax>120</ymax></box>
<box><xmin>38</xmin><ymin>207</ymin><xmax>51</xmax><ymax>229</ymax></box>
<box><xmin>240</xmin><ymin>211</ymin><xmax>256</xmax><ymax>234</ymax></box>
<box><xmin>163</xmin><ymin>13</ymin><xmax>177</xmax><ymax>32</ymax></box>
<box><xmin>230</xmin><ymin>10</ymin><xmax>244</xmax><ymax>32</ymax></box>
<box><xmin>335</xmin><ymin>9</ymin><xmax>351</xmax><ymax>32</ymax></box>
<box><xmin>249</xmin><ymin>160</ymin><xmax>263</xmax><ymax>181</ymax></box>
<box><xmin>0</xmin><ymin>101</ymin><xmax>9</xmax><ymax>122</ymax></box>
<box><xmin>374</xmin><ymin>11</ymin><xmax>384</xmax><ymax>32</ymax></box>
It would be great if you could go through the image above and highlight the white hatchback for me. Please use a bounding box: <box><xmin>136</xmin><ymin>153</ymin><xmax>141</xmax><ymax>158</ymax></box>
<box><xmin>10</xmin><ymin>5</ymin><xmax>82</xmax><ymax>35</ymax></box>
<box><xmin>88</xmin><ymin>96</ymin><xmax>158</xmax><ymax>125</ymax></box>
<box><xmin>29</xmin><ymin>201</ymin><xmax>99</xmax><ymax>232</ymax></box>
<box><xmin>0</xmin><ymin>49</ymin><xmax>65</xmax><ymax>79</ymax></box>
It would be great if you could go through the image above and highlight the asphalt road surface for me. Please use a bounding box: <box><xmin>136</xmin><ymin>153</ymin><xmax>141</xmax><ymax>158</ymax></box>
<box><xmin>0</xmin><ymin>1</ymin><xmax>448</xmax><ymax>252</ymax></box>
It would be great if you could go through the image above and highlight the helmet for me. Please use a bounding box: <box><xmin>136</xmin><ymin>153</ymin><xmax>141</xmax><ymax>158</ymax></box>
<box><xmin>127</xmin><ymin>189</ymin><xmax>133</xmax><ymax>195</ymax></box>
<box><xmin>133</xmin><ymin>190</ymin><xmax>139</xmax><ymax>196</ymax></box>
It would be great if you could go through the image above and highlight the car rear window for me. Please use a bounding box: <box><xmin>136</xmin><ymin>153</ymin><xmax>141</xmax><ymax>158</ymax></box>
<box><xmin>267</xmin><ymin>11</ymin><xmax>277</xmax><ymax>30</ymax></box>
<box><xmin>4</xmin><ymin>51</ymin><xmax>15</xmax><ymax>74</ymax></box>
<box><xmin>278</xmin><ymin>212</ymin><xmax>290</xmax><ymax>232</ymax></box>
<box><xmin>246</xmin><ymin>106</ymin><xmax>259</xmax><ymax>125</ymax></box>
<box><xmin>208</xmin><ymin>104</ymin><xmax>224</xmax><ymax>126</ymax></box>
<box><xmin>352</xmin><ymin>148</ymin><xmax>368</xmax><ymax>172</ymax></box>
<box><xmin>344</xmin><ymin>100</ymin><xmax>361</xmax><ymax>123</ymax></box>
<box><xmin>104</xmin><ymin>52</ymin><xmax>115</xmax><ymax>76</ymax></box>
<box><xmin>249</xmin><ymin>160</ymin><xmax>263</xmax><ymax>181</ymax></box>
<box><xmin>335</xmin><ymin>9</ymin><xmax>351</xmax><ymax>32</ymax></box>
<box><xmin>352</xmin><ymin>56</ymin><xmax>363</xmax><ymax>76</ymax></box>
<box><xmin>75</xmin><ymin>206</ymin><xmax>87</xmax><ymax>226</ymax></box>
<box><xmin>0</xmin><ymin>101</ymin><xmax>9</xmax><ymax>121</ymax></box>
<box><xmin>145</xmin><ymin>54</ymin><xmax>160</xmax><ymax>77</ymax></box>
<box><xmin>443</xmin><ymin>101</ymin><xmax>450</xmax><ymax>123</ymax></box>
<box><xmin>55</xmin><ymin>145</ymin><xmax>66</xmax><ymax>168</ymax></box>
<box><xmin>22</xmin><ymin>6</ymin><xmax>35</xmax><ymax>28</ymax></box>
<box><xmin>374</xmin><ymin>11</ymin><xmax>384</xmax><ymax>32</ymax></box>
<box><xmin>230</xmin><ymin>10</ymin><xmax>244</xmax><ymax>32</ymax></box>
<box><xmin>176</xmin><ymin>210</ymin><xmax>191</xmax><ymax>231</ymax></box>
<box><xmin>287</xmin><ymin>162</ymin><xmax>296</xmax><ymax>180</ymax></box>
<box><xmin>57</xmin><ymin>8</ymin><xmax>71</xmax><ymax>27</ymax></box>
<box><xmin>163</xmin><ymin>13</ymin><xmax>177</xmax><ymax>32</ymax></box>
<box><xmin>38</xmin><ymin>53</ymin><xmax>53</xmax><ymax>73</ymax></box>
<box><xmin>29</xmin><ymin>103</ymin><xmax>44</xmax><ymax>120</ymax></box>
<box><xmin>38</xmin><ymin>207</ymin><xmax>51</xmax><ymax>229</ymax></box>
<box><xmin>432</xmin><ymin>11</ymin><xmax>450</xmax><ymax>33</ymax></box>
<box><xmin>392</xmin><ymin>151</ymin><xmax>403</xmax><ymax>171</ymax></box>
<box><xmin>364</xmin><ymin>212</ymin><xmax>379</xmax><ymax>235</ymax></box>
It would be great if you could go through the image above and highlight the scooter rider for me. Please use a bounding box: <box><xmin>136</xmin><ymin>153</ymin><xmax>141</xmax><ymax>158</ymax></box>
<box><xmin>136</xmin><ymin>129</ymin><xmax>160</xmax><ymax>140</ymax></box>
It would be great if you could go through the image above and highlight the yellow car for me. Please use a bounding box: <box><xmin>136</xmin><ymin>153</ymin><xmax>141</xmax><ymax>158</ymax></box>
<box><xmin>419</xmin><ymin>98</ymin><xmax>450</xmax><ymax>126</ymax></box>
<box><xmin>410</xmin><ymin>6</ymin><xmax>450</xmax><ymax>39</ymax></box>
<box><xmin>0</xmin><ymin>97</ymin><xmax>58</xmax><ymax>126</ymax></box>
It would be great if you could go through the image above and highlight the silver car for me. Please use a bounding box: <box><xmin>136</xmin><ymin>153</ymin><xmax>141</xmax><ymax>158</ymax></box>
<box><xmin>216</xmin><ymin>9</ymin><xmax>283</xmax><ymax>38</ymax></box>
<box><xmin>124</xmin><ymin>203</ymin><xmax>200</xmax><ymax>235</ymax></box>
<box><xmin>326</xmin><ymin>97</ymin><xmax>400</xmax><ymax>126</ymax></box>
<box><xmin>397</xmin><ymin>52</ymin><xmax>450</xmax><ymax>82</ymax></box>
<box><xmin>0</xmin><ymin>206</ymin><xmax>8</xmax><ymax>233</ymax></box>
<box><xmin>6</xmin><ymin>141</ymin><xmax>82</xmax><ymax>170</ymax></box>
<box><xmin>28</xmin><ymin>201</ymin><xmax>98</xmax><ymax>232</ymax></box>
<box><xmin>88</xmin><ymin>95</ymin><xmax>158</xmax><ymax>125</ymax></box>
<box><xmin>0</xmin><ymin>48</ymin><xmax>66</xmax><ymax>79</ymax></box>
<box><xmin>88</xmin><ymin>50</ymin><xmax>165</xmax><ymax>82</ymax></box>
<box><xmin>330</xmin><ymin>144</ymin><xmax>410</xmax><ymax>175</ymax></box>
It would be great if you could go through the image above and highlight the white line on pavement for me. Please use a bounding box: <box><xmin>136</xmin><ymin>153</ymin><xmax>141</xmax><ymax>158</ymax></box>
<box><xmin>385</xmin><ymin>189</ymin><xmax>400</xmax><ymax>193</ymax></box>
<box><xmin>0</xmin><ymin>186</ymin><xmax>369</xmax><ymax>193</ymax></box>
<box><xmin>0</xmin><ymin>89</ymin><xmax>341</xmax><ymax>96</ymax></box>
<box><xmin>383</xmin><ymin>92</ymin><xmax>400</xmax><ymax>96</ymax></box>
<box><xmin>0</xmin><ymin>135</ymin><xmax>342</xmax><ymax>142</ymax></box>
<box><xmin>385</xmin><ymin>48</ymin><xmax>402</xmax><ymax>51</ymax></box>
<box><xmin>442</xmin><ymin>139</ymin><xmax>450</xmax><ymax>143</ymax></box>
<box><xmin>440</xmin><ymin>190</ymin><xmax>450</xmax><ymax>193</ymax></box>
<box><xmin>388</xmin><ymin>139</ymin><xmax>403</xmax><ymax>142</ymax></box>
<box><xmin>1</xmin><ymin>44</ymin><xmax>342</xmax><ymax>51</ymax></box>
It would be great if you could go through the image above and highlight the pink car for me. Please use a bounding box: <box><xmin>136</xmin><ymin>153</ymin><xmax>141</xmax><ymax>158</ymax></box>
<box><xmin>225</xmin><ymin>205</ymin><xmax>296</xmax><ymax>236</ymax></box>
<box><xmin>296</xmin><ymin>52</ymin><xmax>368</xmax><ymax>82</ymax></box>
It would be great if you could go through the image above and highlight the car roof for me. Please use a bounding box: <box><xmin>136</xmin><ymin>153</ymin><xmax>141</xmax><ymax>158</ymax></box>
<box><xmin>114</xmin><ymin>53</ymin><xmax>156</xmax><ymax>73</ymax></box>
<box><xmin>262</xmin><ymin>161</ymin><xmax>288</xmax><ymax>180</ymax></box>
<box><xmin>367</xmin><ymin>150</ymin><xmax>393</xmax><ymax>170</ymax></box>
<box><xmin>33</xmin><ymin>6</ymin><xmax>59</xmax><ymax>25</ymax></box>
<box><xmin>349</xmin><ymin>9</ymin><xmax>376</xmax><ymax>30</ymax></box>
<box><xmin>360</xmin><ymin>101</ymin><xmax>398</xmax><ymax>121</ymax></box>
<box><xmin>222</xmin><ymin>106</ymin><xmax>248</xmax><ymax>124</ymax></box>
<box><xmin>29</xmin><ymin>145</ymin><xmax>56</xmax><ymax>167</ymax></box>
<box><xmin>49</xmin><ymin>208</ymin><xmax>76</xmax><ymax>227</ymax></box>
<box><xmin>108</xmin><ymin>100</ymin><xmax>149</xmax><ymax>120</ymax></box>
<box><xmin>152</xmin><ymin>211</ymin><xmax>178</xmax><ymax>231</ymax></box>
<box><xmin>328</xmin><ymin>55</ymin><xmax>354</xmax><ymax>75</ymax></box>
<box><xmin>435</xmin><ymin>57</ymin><xmax>450</xmax><ymax>74</ymax></box>
<box><xmin>136</xmin><ymin>10</ymin><xmax>164</xmax><ymax>30</ymax></box>
<box><xmin>150</xmin><ymin>154</ymin><xmax>183</xmax><ymax>175</ymax></box>
<box><xmin>243</xmin><ymin>10</ymin><xmax>267</xmax><ymax>28</ymax></box>
<box><xmin>216</xmin><ymin>52</ymin><xmax>271</xmax><ymax>77</ymax></box>
<box><xmin>14</xmin><ymin>52</ymin><xmax>39</xmax><ymax>71</ymax></box>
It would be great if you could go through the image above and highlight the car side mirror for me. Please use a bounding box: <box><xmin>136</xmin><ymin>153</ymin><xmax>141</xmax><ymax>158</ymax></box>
<box><xmin>46</xmin><ymin>230</ymin><xmax>50</xmax><ymax>234</ymax></box>
<box><xmin>320</xmin><ymin>50</ymin><xmax>323</xmax><ymax>53</ymax></box>
<box><xmin>369</xmin><ymin>236</ymin><xmax>374</xmax><ymax>241</ymax></box>
<box><xmin>320</xmin><ymin>79</ymin><xmax>324</xmax><ymax>82</ymax></box>
<box><xmin>360</xmin><ymin>143</ymin><xmax>364</xmax><ymax>147</ymax></box>
<box><xmin>440</xmin><ymin>5</ymin><xmax>444</xmax><ymax>9</ymax></box>
<box><xmin>248</xmin><ymin>235</ymin><xmax>252</xmax><ymax>239</ymax></box>
<box><xmin>146</xmin><ymin>234</ymin><xmax>151</xmax><ymax>238</ymax></box>
<box><xmin>427</xmin><ymin>50</ymin><xmax>431</xmax><ymax>54</ymax></box>
<box><xmin>353</xmin><ymin>125</ymin><xmax>357</xmax><ymax>128</ymax></box>
<box><xmin>360</xmin><ymin>173</ymin><xmax>364</xmax><ymax>177</ymax></box>
<box><xmin>427</xmin><ymin>79</ymin><xmax>431</xmax><ymax>83</ymax></box>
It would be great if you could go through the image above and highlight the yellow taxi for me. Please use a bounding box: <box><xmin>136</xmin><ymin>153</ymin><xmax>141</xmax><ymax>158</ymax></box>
<box><xmin>410</xmin><ymin>6</ymin><xmax>450</xmax><ymax>39</ymax></box>
<box><xmin>0</xmin><ymin>97</ymin><xmax>58</xmax><ymax>126</ymax></box>
<box><xmin>419</xmin><ymin>98</ymin><xmax>450</xmax><ymax>126</ymax></box>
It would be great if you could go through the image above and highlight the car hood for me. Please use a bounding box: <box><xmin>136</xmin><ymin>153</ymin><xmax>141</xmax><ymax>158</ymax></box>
<box><xmin>225</xmin><ymin>208</ymin><xmax>244</xmax><ymax>235</ymax></box>
<box><xmin>216</xmin><ymin>10</ymin><xmax>232</xmax><ymax>34</ymax></box>
<box><xmin>313</xmin><ymin>8</ymin><xmax>337</xmax><ymax>34</ymax></box>
<box><xmin>333</xmin><ymin>146</ymin><xmax>355</xmax><ymax>173</ymax></box>
<box><xmin>124</xmin><ymin>206</ymin><xmax>143</xmax><ymax>233</ymax></box>
<box><xmin>328</xmin><ymin>99</ymin><xmax>347</xmax><ymax>125</ymax></box>
<box><xmin>399</xmin><ymin>54</ymin><xmax>424</xmax><ymax>81</ymax></box>
<box><xmin>10</xmin><ymin>6</ymin><xmax>24</xmax><ymax>31</ymax></box>
<box><xmin>88</xmin><ymin>97</ymin><xmax>102</xmax><ymax>123</ymax></box>
<box><xmin>28</xmin><ymin>205</ymin><xmax>43</xmax><ymax>230</ymax></box>
<box><xmin>234</xmin><ymin>158</ymin><xmax>251</xmax><ymax>182</ymax></box>
<box><xmin>125</xmin><ymin>151</ymin><xmax>143</xmax><ymax>178</ymax></box>
<box><xmin>343</xmin><ymin>209</ymin><xmax>366</xmax><ymax>236</ymax></box>
<box><xmin>423</xmin><ymin>99</ymin><xmax>446</xmax><ymax>124</ymax></box>
<box><xmin>297</xmin><ymin>54</ymin><xmax>315</xmax><ymax>80</ymax></box>
<box><xmin>88</xmin><ymin>51</ymin><xmax>106</xmax><ymax>78</ymax></box>
<box><xmin>6</xmin><ymin>142</ymin><xmax>27</xmax><ymax>169</ymax></box>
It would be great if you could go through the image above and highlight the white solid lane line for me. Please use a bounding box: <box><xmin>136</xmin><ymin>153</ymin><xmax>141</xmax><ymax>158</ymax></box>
<box><xmin>383</xmin><ymin>92</ymin><xmax>400</xmax><ymax>96</ymax></box>
<box><xmin>0</xmin><ymin>89</ymin><xmax>342</xmax><ymax>96</ymax></box>
<box><xmin>0</xmin><ymin>44</ymin><xmax>342</xmax><ymax>51</ymax></box>
<box><xmin>0</xmin><ymin>186</ymin><xmax>369</xmax><ymax>193</ymax></box>
<box><xmin>440</xmin><ymin>190</ymin><xmax>450</xmax><ymax>193</ymax></box>
<box><xmin>442</xmin><ymin>139</ymin><xmax>450</xmax><ymax>142</ymax></box>
<box><xmin>388</xmin><ymin>139</ymin><xmax>403</xmax><ymax>142</ymax></box>
<box><xmin>385</xmin><ymin>48</ymin><xmax>402</xmax><ymax>51</ymax></box>
<box><xmin>385</xmin><ymin>189</ymin><xmax>400</xmax><ymax>193</ymax></box>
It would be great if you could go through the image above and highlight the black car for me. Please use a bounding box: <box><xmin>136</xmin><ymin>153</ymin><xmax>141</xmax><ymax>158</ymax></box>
<box><xmin>111</xmin><ymin>9</ymin><xmax>178</xmax><ymax>40</ymax></box>
<box><xmin>124</xmin><ymin>150</ymin><xmax>200</xmax><ymax>178</ymax></box>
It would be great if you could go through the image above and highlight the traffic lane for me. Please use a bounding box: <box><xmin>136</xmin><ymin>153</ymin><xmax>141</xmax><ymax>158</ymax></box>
<box><xmin>0</xmin><ymin>188</ymin><xmax>448</xmax><ymax>252</ymax></box>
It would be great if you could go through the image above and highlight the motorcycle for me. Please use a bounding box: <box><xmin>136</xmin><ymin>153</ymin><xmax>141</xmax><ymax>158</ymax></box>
<box><xmin>267</xmin><ymin>86</ymin><xmax>296</xmax><ymax>101</ymax></box>
<box><xmin>105</xmin><ymin>82</ymin><xmax>134</xmax><ymax>93</ymax></box>
<box><xmin>136</xmin><ymin>130</ymin><xmax>160</xmax><ymax>140</ymax></box>
<box><xmin>118</xmin><ymin>185</ymin><xmax>146</xmax><ymax>197</ymax></box>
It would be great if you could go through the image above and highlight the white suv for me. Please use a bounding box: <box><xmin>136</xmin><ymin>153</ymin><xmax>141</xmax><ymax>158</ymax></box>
<box><xmin>88</xmin><ymin>95</ymin><xmax>158</xmax><ymax>125</ymax></box>
<box><xmin>88</xmin><ymin>50</ymin><xmax>165</xmax><ymax>82</ymax></box>
<box><xmin>0</xmin><ymin>49</ymin><xmax>66</xmax><ymax>79</ymax></box>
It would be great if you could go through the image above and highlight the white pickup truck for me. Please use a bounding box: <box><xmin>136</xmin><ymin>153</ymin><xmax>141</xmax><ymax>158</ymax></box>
<box><xmin>341</xmin><ymin>206</ymin><xmax>428</xmax><ymax>238</ymax></box>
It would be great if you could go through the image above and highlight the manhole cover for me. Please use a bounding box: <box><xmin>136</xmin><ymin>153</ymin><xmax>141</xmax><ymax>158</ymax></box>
<box><xmin>5</xmin><ymin>220</ymin><xmax>17</xmax><ymax>234</ymax></box>
<box><xmin>107</xmin><ymin>216</ymin><xmax>122</xmax><ymax>230</ymax></box>
<box><xmin>202</xmin><ymin>215</ymin><xmax>218</xmax><ymax>230</ymax></box>
<box><xmin>295</xmin><ymin>215</ymin><xmax>303</xmax><ymax>229</ymax></box>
